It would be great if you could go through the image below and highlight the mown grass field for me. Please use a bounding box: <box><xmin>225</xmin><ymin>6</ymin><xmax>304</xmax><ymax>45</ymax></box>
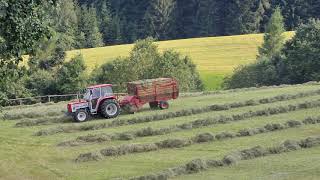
<box><xmin>1</xmin><ymin>82</ymin><xmax>320</xmax><ymax>180</ymax></box>
<box><xmin>67</xmin><ymin>32</ymin><xmax>294</xmax><ymax>90</ymax></box>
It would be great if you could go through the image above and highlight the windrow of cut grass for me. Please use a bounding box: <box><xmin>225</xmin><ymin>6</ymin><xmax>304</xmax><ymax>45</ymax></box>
<box><xmin>2</xmin><ymin>101</ymin><xmax>57</xmax><ymax>111</ymax></box>
<box><xmin>75</xmin><ymin>116</ymin><xmax>320</xmax><ymax>162</ymax></box>
<box><xmin>129</xmin><ymin>135</ymin><xmax>320</xmax><ymax>180</ymax></box>
<box><xmin>2</xmin><ymin>111</ymin><xmax>63</xmax><ymax>121</ymax></box>
<box><xmin>1</xmin><ymin>102</ymin><xmax>66</xmax><ymax>121</ymax></box>
<box><xmin>34</xmin><ymin>90</ymin><xmax>320</xmax><ymax>136</ymax></box>
<box><xmin>182</xmin><ymin>81</ymin><xmax>320</xmax><ymax>97</ymax></box>
<box><xmin>15</xmin><ymin>115</ymin><xmax>72</xmax><ymax>127</ymax></box>
<box><xmin>58</xmin><ymin>99</ymin><xmax>320</xmax><ymax>146</ymax></box>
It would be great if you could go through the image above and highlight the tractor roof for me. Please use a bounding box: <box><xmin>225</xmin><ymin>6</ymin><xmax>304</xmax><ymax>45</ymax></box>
<box><xmin>87</xmin><ymin>84</ymin><xmax>112</xmax><ymax>89</ymax></box>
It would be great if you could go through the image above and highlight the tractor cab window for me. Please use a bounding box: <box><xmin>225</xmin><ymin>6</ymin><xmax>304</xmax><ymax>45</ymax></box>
<box><xmin>83</xmin><ymin>89</ymin><xmax>91</xmax><ymax>100</ymax></box>
<box><xmin>91</xmin><ymin>88</ymin><xmax>101</xmax><ymax>99</ymax></box>
<box><xmin>101</xmin><ymin>86</ymin><xmax>113</xmax><ymax>97</ymax></box>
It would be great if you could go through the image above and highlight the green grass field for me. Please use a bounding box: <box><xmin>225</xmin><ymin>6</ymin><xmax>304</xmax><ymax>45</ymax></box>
<box><xmin>66</xmin><ymin>32</ymin><xmax>294</xmax><ymax>90</ymax></box>
<box><xmin>1</xmin><ymin>82</ymin><xmax>320</xmax><ymax>180</ymax></box>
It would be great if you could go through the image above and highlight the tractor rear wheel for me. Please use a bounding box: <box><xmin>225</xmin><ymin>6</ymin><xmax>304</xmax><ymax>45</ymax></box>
<box><xmin>159</xmin><ymin>101</ymin><xmax>169</xmax><ymax>110</ymax></box>
<box><xmin>101</xmin><ymin>99</ymin><xmax>120</xmax><ymax>118</ymax></box>
<box><xmin>73</xmin><ymin>109</ymin><xmax>89</xmax><ymax>122</ymax></box>
<box><xmin>149</xmin><ymin>102</ymin><xmax>159</xmax><ymax>109</ymax></box>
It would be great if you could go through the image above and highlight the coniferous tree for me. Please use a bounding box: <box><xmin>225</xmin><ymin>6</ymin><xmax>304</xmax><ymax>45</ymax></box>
<box><xmin>225</xmin><ymin>0</ymin><xmax>269</xmax><ymax>35</ymax></box>
<box><xmin>175</xmin><ymin>0</ymin><xmax>198</xmax><ymax>38</ymax></box>
<box><xmin>109</xmin><ymin>15</ymin><xmax>123</xmax><ymax>44</ymax></box>
<box><xmin>196</xmin><ymin>0</ymin><xmax>215</xmax><ymax>36</ymax></box>
<box><xmin>98</xmin><ymin>1</ymin><xmax>112</xmax><ymax>44</ymax></box>
<box><xmin>53</xmin><ymin>0</ymin><xmax>78</xmax><ymax>50</ymax></box>
<box><xmin>258</xmin><ymin>7</ymin><xmax>285</xmax><ymax>59</ymax></box>
<box><xmin>210</xmin><ymin>0</ymin><xmax>229</xmax><ymax>35</ymax></box>
<box><xmin>274</xmin><ymin>0</ymin><xmax>300</xmax><ymax>30</ymax></box>
<box><xmin>77</xmin><ymin>5</ymin><xmax>104</xmax><ymax>48</ymax></box>
<box><xmin>144</xmin><ymin>0</ymin><xmax>176</xmax><ymax>40</ymax></box>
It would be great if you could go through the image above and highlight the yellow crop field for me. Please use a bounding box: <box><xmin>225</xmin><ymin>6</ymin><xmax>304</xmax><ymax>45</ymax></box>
<box><xmin>66</xmin><ymin>32</ymin><xmax>294</xmax><ymax>90</ymax></box>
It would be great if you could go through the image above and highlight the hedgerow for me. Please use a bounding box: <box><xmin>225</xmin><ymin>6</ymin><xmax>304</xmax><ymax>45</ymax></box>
<box><xmin>74</xmin><ymin>116</ymin><xmax>320</xmax><ymax>162</ymax></box>
<box><xmin>130</xmin><ymin>135</ymin><xmax>320</xmax><ymax>180</ymax></box>
<box><xmin>35</xmin><ymin>89</ymin><xmax>320</xmax><ymax>136</ymax></box>
<box><xmin>58</xmin><ymin>100</ymin><xmax>320</xmax><ymax>146</ymax></box>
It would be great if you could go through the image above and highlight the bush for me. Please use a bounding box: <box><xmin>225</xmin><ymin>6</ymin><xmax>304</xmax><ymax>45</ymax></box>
<box><xmin>282</xmin><ymin>19</ymin><xmax>320</xmax><ymax>84</ymax></box>
<box><xmin>55</xmin><ymin>55</ymin><xmax>88</xmax><ymax>94</ymax></box>
<box><xmin>224</xmin><ymin>59</ymin><xmax>280</xmax><ymax>89</ymax></box>
<box><xmin>91</xmin><ymin>38</ymin><xmax>204</xmax><ymax>92</ymax></box>
<box><xmin>24</xmin><ymin>70</ymin><xmax>56</xmax><ymax>95</ymax></box>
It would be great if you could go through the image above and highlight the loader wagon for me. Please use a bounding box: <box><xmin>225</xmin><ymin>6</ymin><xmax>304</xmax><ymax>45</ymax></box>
<box><xmin>120</xmin><ymin>78</ymin><xmax>179</xmax><ymax>112</ymax></box>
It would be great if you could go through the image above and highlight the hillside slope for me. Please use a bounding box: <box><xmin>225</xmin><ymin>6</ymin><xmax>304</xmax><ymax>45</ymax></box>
<box><xmin>67</xmin><ymin>32</ymin><xmax>294</xmax><ymax>90</ymax></box>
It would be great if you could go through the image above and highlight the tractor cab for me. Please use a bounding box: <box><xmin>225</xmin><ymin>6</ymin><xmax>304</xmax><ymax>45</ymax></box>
<box><xmin>84</xmin><ymin>84</ymin><xmax>114</xmax><ymax>112</ymax></box>
<box><xmin>67</xmin><ymin>84</ymin><xmax>120</xmax><ymax>122</ymax></box>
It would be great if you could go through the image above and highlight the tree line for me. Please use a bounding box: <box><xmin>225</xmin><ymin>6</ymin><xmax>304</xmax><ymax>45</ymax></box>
<box><xmin>27</xmin><ymin>0</ymin><xmax>320</xmax><ymax>51</ymax></box>
<box><xmin>72</xmin><ymin>0</ymin><xmax>320</xmax><ymax>47</ymax></box>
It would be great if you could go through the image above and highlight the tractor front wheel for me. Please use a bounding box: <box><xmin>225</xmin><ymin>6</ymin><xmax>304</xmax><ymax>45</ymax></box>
<box><xmin>73</xmin><ymin>109</ymin><xmax>89</xmax><ymax>122</ymax></box>
<box><xmin>101</xmin><ymin>99</ymin><xmax>120</xmax><ymax>118</ymax></box>
<box><xmin>159</xmin><ymin>101</ymin><xmax>169</xmax><ymax>110</ymax></box>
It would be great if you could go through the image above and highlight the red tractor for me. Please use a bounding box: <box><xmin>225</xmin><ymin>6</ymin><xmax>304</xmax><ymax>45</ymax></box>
<box><xmin>67</xmin><ymin>78</ymin><xmax>179</xmax><ymax>122</ymax></box>
<box><xmin>67</xmin><ymin>84</ymin><xmax>120</xmax><ymax>122</ymax></box>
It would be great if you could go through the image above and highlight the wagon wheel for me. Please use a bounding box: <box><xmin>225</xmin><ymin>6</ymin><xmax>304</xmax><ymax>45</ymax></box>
<box><xmin>149</xmin><ymin>102</ymin><xmax>159</xmax><ymax>109</ymax></box>
<box><xmin>159</xmin><ymin>101</ymin><xmax>169</xmax><ymax>110</ymax></box>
